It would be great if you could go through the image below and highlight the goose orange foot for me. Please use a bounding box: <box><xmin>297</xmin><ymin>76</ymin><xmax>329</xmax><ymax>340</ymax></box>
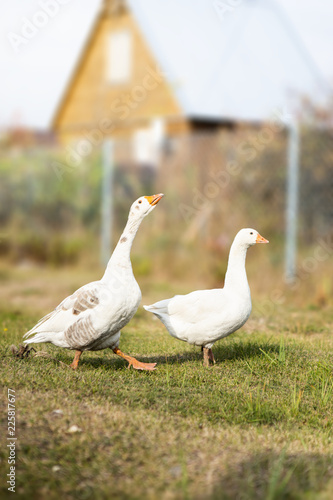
<box><xmin>202</xmin><ymin>347</ymin><xmax>215</xmax><ymax>367</ymax></box>
<box><xmin>70</xmin><ymin>350</ymin><xmax>82</xmax><ymax>370</ymax></box>
<box><xmin>112</xmin><ymin>347</ymin><xmax>156</xmax><ymax>371</ymax></box>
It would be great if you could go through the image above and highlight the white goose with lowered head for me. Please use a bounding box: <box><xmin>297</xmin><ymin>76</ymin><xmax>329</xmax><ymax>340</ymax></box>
<box><xmin>144</xmin><ymin>228</ymin><xmax>269</xmax><ymax>366</ymax></box>
<box><xmin>24</xmin><ymin>194</ymin><xmax>164</xmax><ymax>370</ymax></box>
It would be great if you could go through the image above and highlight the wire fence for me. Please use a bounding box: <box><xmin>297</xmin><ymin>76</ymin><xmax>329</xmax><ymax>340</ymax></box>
<box><xmin>0</xmin><ymin>125</ymin><xmax>332</xmax><ymax>282</ymax></box>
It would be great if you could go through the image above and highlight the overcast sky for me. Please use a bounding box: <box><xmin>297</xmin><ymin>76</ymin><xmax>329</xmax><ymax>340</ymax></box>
<box><xmin>1</xmin><ymin>0</ymin><xmax>332</xmax><ymax>129</ymax></box>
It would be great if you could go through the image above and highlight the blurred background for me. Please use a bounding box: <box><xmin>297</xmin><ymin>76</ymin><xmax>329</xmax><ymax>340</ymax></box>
<box><xmin>0</xmin><ymin>0</ymin><xmax>332</xmax><ymax>313</ymax></box>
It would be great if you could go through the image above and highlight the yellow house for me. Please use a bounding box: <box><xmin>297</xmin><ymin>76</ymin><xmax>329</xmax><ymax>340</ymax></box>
<box><xmin>52</xmin><ymin>0</ymin><xmax>191</xmax><ymax>151</ymax></box>
<box><xmin>53</xmin><ymin>0</ymin><xmax>323</xmax><ymax>159</ymax></box>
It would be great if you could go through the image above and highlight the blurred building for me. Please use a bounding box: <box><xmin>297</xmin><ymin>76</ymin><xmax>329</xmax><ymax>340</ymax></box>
<box><xmin>53</xmin><ymin>0</ymin><xmax>327</xmax><ymax>163</ymax></box>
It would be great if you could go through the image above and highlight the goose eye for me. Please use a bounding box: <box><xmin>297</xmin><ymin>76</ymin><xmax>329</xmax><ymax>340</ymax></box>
<box><xmin>250</xmin><ymin>232</ymin><xmax>253</xmax><ymax>235</ymax></box>
<box><xmin>138</xmin><ymin>200</ymin><xmax>142</xmax><ymax>204</ymax></box>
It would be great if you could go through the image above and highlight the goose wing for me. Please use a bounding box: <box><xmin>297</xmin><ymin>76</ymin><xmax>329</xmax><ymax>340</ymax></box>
<box><xmin>24</xmin><ymin>282</ymin><xmax>101</xmax><ymax>338</ymax></box>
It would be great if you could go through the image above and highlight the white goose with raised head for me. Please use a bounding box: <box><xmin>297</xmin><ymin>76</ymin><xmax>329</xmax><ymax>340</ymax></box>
<box><xmin>24</xmin><ymin>194</ymin><xmax>164</xmax><ymax>370</ymax></box>
<box><xmin>144</xmin><ymin>228</ymin><xmax>269</xmax><ymax>366</ymax></box>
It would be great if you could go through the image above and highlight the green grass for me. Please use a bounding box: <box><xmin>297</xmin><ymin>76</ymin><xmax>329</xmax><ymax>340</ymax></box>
<box><xmin>0</xmin><ymin>306</ymin><xmax>333</xmax><ymax>500</ymax></box>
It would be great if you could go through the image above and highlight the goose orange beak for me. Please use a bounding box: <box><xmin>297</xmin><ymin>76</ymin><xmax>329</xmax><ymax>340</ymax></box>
<box><xmin>256</xmin><ymin>233</ymin><xmax>269</xmax><ymax>244</ymax></box>
<box><xmin>145</xmin><ymin>193</ymin><xmax>164</xmax><ymax>206</ymax></box>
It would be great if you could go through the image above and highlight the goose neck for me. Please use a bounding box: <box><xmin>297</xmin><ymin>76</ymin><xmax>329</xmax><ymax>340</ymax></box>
<box><xmin>224</xmin><ymin>241</ymin><xmax>249</xmax><ymax>292</ymax></box>
<box><xmin>101</xmin><ymin>217</ymin><xmax>141</xmax><ymax>281</ymax></box>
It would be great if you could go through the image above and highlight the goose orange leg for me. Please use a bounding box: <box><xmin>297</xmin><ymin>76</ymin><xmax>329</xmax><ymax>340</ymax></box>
<box><xmin>70</xmin><ymin>350</ymin><xmax>82</xmax><ymax>370</ymax></box>
<box><xmin>112</xmin><ymin>347</ymin><xmax>156</xmax><ymax>371</ymax></box>
<box><xmin>202</xmin><ymin>347</ymin><xmax>215</xmax><ymax>367</ymax></box>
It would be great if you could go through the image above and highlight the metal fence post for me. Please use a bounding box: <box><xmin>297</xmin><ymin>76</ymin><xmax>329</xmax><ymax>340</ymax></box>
<box><xmin>285</xmin><ymin>120</ymin><xmax>300</xmax><ymax>282</ymax></box>
<box><xmin>101</xmin><ymin>139</ymin><xmax>114</xmax><ymax>266</ymax></box>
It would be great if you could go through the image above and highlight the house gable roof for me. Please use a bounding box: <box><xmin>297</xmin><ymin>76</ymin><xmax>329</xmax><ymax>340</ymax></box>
<box><xmin>53</xmin><ymin>0</ymin><xmax>330</xmax><ymax>128</ymax></box>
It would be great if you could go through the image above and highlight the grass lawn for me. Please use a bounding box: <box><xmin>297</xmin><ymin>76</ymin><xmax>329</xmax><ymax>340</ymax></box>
<box><xmin>1</xmin><ymin>304</ymin><xmax>332</xmax><ymax>500</ymax></box>
<box><xmin>0</xmin><ymin>263</ymin><xmax>332</xmax><ymax>500</ymax></box>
